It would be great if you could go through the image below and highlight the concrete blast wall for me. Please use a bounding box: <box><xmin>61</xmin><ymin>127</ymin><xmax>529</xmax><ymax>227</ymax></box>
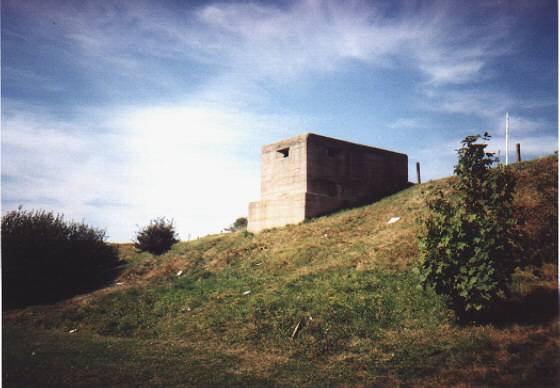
<box><xmin>248</xmin><ymin>133</ymin><xmax>408</xmax><ymax>233</ymax></box>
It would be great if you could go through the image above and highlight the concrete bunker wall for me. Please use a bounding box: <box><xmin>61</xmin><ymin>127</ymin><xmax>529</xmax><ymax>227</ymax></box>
<box><xmin>260</xmin><ymin>134</ymin><xmax>307</xmax><ymax>199</ymax></box>
<box><xmin>248</xmin><ymin>133</ymin><xmax>408</xmax><ymax>233</ymax></box>
<box><xmin>248</xmin><ymin>135</ymin><xmax>308</xmax><ymax>233</ymax></box>
<box><xmin>305</xmin><ymin>134</ymin><xmax>408</xmax><ymax>218</ymax></box>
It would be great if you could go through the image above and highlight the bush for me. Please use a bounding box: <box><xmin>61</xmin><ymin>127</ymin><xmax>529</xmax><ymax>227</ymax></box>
<box><xmin>418</xmin><ymin>133</ymin><xmax>517</xmax><ymax>318</ymax></box>
<box><xmin>2</xmin><ymin>208</ymin><xmax>120</xmax><ymax>308</ymax></box>
<box><xmin>134</xmin><ymin>217</ymin><xmax>179</xmax><ymax>255</ymax></box>
<box><xmin>224</xmin><ymin>217</ymin><xmax>247</xmax><ymax>232</ymax></box>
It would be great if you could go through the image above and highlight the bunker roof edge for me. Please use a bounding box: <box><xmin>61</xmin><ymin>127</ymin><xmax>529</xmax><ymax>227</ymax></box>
<box><xmin>261</xmin><ymin>132</ymin><xmax>407</xmax><ymax>159</ymax></box>
<box><xmin>261</xmin><ymin>133</ymin><xmax>310</xmax><ymax>153</ymax></box>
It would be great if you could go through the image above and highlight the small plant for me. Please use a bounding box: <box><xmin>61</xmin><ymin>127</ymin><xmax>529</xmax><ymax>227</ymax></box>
<box><xmin>224</xmin><ymin>217</ymin><xmax>248</xmax><ymax>232</ymax></box>
<box><xmin>418</xmin><ymin>133</ymin><xmax>517</xmax><ymax>318</ymax></box>
<box><xmin>241</xmin><ymin>230</ymin><xmax>253</xmax><ymax>238</ymax></box>
<box><xmin>134</xmin><ymin>217</ymin><xmax>179</xmax><ymax>255</ymax></box>
<box><xmin>2</xmin><ymin>207</ymin><xmax>119</xmax><ymax>308</ymax></box>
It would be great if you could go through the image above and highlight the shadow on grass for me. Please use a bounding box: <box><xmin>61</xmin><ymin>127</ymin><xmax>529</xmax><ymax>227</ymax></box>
<box><xmin>478</xmin><ymin>287</ymin><xmax>559</xmax><ymax>327</ymax></box>
<box><xmin>2</xmin><ymin>253</ymin><xmax>126</xmax><ymax>311</ymax></box>
<box><xmin>303</xmin><ymin>182</ymin><xmax>417</xmax><ymax>222</ymax></box>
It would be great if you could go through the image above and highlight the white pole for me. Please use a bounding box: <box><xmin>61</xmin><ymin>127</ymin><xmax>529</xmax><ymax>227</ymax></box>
<box><xmin>505</xmin><ymin>112</ymin><xmax>509</xmax><ymax>165</ymax></box>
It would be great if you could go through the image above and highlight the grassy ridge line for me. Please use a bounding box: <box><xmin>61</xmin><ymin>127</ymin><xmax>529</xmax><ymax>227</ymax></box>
<box><xmin>102</xmin><ymin>156</ymin><xmax>555</xmax><ymax>296</ymax></box>
<box><xmin>3</xmin><ymin>156</ymin><xmax>558</xmax><ymax>386</ymax></box>
<box><xmin>6</xmin><ymin>177</ymin><xmax>454</xmax><ymax>345</ymax></box>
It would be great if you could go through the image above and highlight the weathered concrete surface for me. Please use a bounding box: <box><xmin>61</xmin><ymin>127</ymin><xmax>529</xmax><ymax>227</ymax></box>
<box><xmin>248</xmin><ymin>134</ymin><xmax>308</xmax><ymax>232</ymax></box>
<box><xmin>261</xmin><ymin>134</ymin><xmax>307</xmax><ymax>199</ymax></box>
<box><xmin>306</xmin><ymin>134</ymin><xmax>408</xmax><ymax>217</ymax></box>
<box><xmin>248</xmin><ymin>133</ymin><xmax>408</xmax><ymax>233</ymax></box>
<box><xmin>248</xmin><ymin>193</ymin><xmax>306</xmax><ymax>232</ymax></box>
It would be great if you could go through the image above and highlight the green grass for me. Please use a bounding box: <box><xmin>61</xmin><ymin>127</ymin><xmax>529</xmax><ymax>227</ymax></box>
<box><xmin>3</xmin><ymin>326</ymin><xmax>269</xmax><ymax>387</ymax></box>
<box><xmin>82</xmin><ymin>269</ymin><xmax>449</xmax><ymax>351</ymax></box>
<box><xmin>3</xmin><ymin>156</ymin><xmax>558</xmax><ymax>386</ymax></box>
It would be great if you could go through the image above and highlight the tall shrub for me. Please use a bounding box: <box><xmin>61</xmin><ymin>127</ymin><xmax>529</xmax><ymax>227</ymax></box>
<box><xmin>418</xmin><ymin>133</ymin><xmax>517</xmax><ymax>317</ymax></box>
<box><xmin>2</xmin><ymin>208</ymin><xmax>119</xmax><ymax>308</ymax></box>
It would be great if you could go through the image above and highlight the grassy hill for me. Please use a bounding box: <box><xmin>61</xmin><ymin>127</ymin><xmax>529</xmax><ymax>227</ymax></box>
<box><xmin>3</xmin><ymin>156</ymin><xmax>558</xmax><ymax>387</ymax></box>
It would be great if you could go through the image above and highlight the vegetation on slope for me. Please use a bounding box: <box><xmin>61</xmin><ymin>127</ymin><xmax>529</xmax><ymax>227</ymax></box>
<box><xmin>2</xmin><ymin>209</ymin><xmax>120</xmax><ymax>309</ymax></box>
<box><xmin>134</xmin><ymin>217</ymin><xmax>179</xmax><ymax>255</ymax></box>
<box><xmin>3</xmin><ymin>156</ymin><xmax>558</xmax><ymax>387</ymax></box>
<box><xmin>419</xmin><ymin>134</ymin><xmax>518</xmax><ymax>316</ymax></box>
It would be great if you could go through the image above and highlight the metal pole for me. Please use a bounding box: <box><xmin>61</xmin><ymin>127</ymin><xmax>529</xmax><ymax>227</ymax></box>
<box><xmin>416</xmin><ymin>162</ymin><xmax>421</xmax><ymax>184</ymax></box>
<box><xmin>516</xmin><ymin>143</ymin><xmax>521</xmax><ymax>162</ymax></box>
<box><xmin>505</xmin><ymin>112</ymin><xmax>509</xmax><ymax>165</ymax></box>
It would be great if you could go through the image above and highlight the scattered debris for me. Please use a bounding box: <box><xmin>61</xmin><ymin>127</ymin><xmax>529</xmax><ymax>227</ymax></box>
<box><xmin>291</xmin><ymin>319</ymin><xmax>303</xmax><ymax>340</ymax></box>
<box><xmin>242</xmin><ymin>290</ymin><xmax>251</xmax><ymax>296</ymax></box>
<box><xmin>309</xmin><ymin>315</ymin><xmax>313</xmax><ymax>321</ymax></box>
<box><xmin>387</xmin><ymin>217</ymin><xmax>400</xmax><ymax>224</ymax></box>
<box><xmin>255</xmin><ymin>262</ymin><xmax>263</xmax><ymax>266</ymax></box>
<box><xmin>181</xmin><ymin>306</ymin><xmax>192</xmax><ymax>312</ymax></box>
<box><xmin>69</xmin><ymin>328</ymin><xmax>77</xmax><ymax>334</ymax></box>
<box><xmin>116</xmin><ymin>282</ymin><xmax>125</xmax><ymax>286</ymax></box>
<box><xmin>323</xmin><ymin>233</ymin><xmax>329</xmax><ymax>238</ymax></box>
<box><xmin>176</xmin><ymin>270</ymin><xmax>183</xmax><ymax>277</ymax></box>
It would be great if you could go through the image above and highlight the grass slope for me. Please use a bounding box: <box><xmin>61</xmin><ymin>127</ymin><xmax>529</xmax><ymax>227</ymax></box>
<box><xmin>4</xmin><ymin>156</ymin><xmax>559</xmax><ymax>387</ymax></box>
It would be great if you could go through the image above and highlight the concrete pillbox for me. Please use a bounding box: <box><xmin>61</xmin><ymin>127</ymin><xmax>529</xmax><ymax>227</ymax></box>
<box><xmin>248</xmin><ymin>133</ymin><xmax>408</xmax><ymax>233</ymax></box>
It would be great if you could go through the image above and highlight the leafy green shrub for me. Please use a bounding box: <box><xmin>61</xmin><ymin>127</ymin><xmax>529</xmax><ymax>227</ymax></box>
<box><xmin>134</xmin><ymin>217</ymin><xmax>179</xmax><ymax>255</ymax></box>
<box><xmin>418</xmin><ymin>133</ymin><xmax>517</xmax><ymax>317</ymax></box>
<box><xmin>2</xmin><ymin>208</ymin><xmax>119</xmax><ymax>308</ymax></box>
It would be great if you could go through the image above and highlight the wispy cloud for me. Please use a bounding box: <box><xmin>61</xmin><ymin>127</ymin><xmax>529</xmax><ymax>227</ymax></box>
<box><xmin>417</xmin><ymin>87</ymin><xmax>557</xmax><ymax>137</ymax></box>
<box><xmin>1</xmin><ymin>98</ymin><xmax>312</xmax><ymax>241</ymax></box>
<box><xmin>507</xmin><ymin>115</ymin><xmax>554</xmax><ymax>134</ymax></box>
<box><xmin>5</xmin><ymin>0</ymin><xmax>513</xmax><ymax>85</ymax></box>
<box><xmin>388</xmin><ymin>118</ymin><xmax>425</xmax><ymax>129</ymax></box>
<box><xmin>415</xmin><ymin>129</ymin><xmax>558</xmax><ymax>182</ymax></box>
<box><xmin>421</xmin><ymin>61</ymin><xmax>486</xmax><ymax>85</ymax></box>
<box><xmin>184</xmin><ymin>0</ymin><xmax>512</xmax><ymax>85</ymax></box>
<box><xmin>419</xmin><ymin>88</ymin><xmax>513</xmax><ymax>119</ymax></box>
<box><xmin>488</xmin><ymin>133</ymin><xmax>558</xmax><ymax>163</ymax></box>
<box><xmin>2</xmin><ymin>0</ymin><xmax>555</xmax><ymax>240</ymax></box>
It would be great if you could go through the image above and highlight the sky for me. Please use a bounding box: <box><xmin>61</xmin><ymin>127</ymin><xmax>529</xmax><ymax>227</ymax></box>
<box><xmin>2</xmin><ymin>0</ymin><xmax>558</xmax><ymax>242</ymax></box>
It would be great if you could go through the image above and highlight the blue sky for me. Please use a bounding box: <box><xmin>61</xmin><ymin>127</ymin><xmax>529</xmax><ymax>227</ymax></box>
<box><xmin>2</xmin><ymin>0</ymin><xmax>557</xmax><ymax>241</ymax></box>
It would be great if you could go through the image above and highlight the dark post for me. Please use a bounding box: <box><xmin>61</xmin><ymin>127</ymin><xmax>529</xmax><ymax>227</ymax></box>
<box><xmin>416</xmin><ymin>162</ymin><xmax>421</xmax><ymax>184</ymax></box>
<box><xmin>516</xmin><ymin>143</ymin><xmax>521</xmax><ymax>162</ymax></box>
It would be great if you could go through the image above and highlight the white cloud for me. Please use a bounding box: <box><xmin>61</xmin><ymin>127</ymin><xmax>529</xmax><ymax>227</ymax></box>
<box><xmin>5</xmin><ymin>0</ymin><xmax>512</xmax><ymax>85</ymax></box>
<box><xmin>3</xmin><ymin>0</ymin><xmax>555</xmax><ymax>240</ymax></box>
<box><xmin>421</xmin><ymin>61</ymin><xmax>486</xmax><ymax>85</ymax></box>
<box><xmin>415</xmin><ymin>131</ymin><xmax>557</xmax><ymax>182</ymax></box>
<box><xmin>2</xmin><ymin>100</ymin><xmax>312</xmax><ymax>241</ymax></box>
<box><xmin>488</xmin><ymin>135</ymin><xmax>558</xmax><ymax>162</ymax></box>
<box><xmin>507</xmin><ymin>115</ymin><xmax>553</xmax><ymax>134</ymax></box>
<box><xmin>2</xmin><ymin>109</ymin><xmax>127</xmax><ymax>230</ymax></box>
<box><xmin>419</xmin><ymin>89</ymin><xmax>512</xmax><ymax>119</ymax></box>
<box><xmin>388</xmin><ymin>118</ymin><xmax>423</xmax><ymax>129</ymax></box>
<box><xmin>186</xmin><ymin>0</ymin><xmax>510</xmax><ymax>84</ymax></box>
